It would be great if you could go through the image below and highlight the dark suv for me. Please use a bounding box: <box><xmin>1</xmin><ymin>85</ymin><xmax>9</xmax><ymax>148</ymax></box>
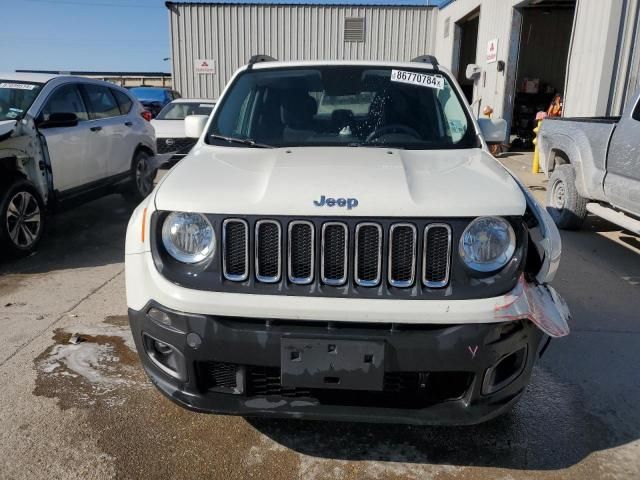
<box><xmin>128</xmin><ymin>87</ymin><xmax>181</xmax><ymax>118</ymax></box>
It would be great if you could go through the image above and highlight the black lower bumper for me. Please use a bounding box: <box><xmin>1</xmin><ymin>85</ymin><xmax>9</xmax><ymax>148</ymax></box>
<box><xmin>128</xmin><ymin>303</ymin><xmax>544</xmax><ymax>425</ymax></box>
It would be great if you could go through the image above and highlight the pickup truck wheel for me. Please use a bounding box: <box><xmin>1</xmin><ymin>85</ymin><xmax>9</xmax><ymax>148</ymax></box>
<box><xmin>123</xmin><ymin>150</ymin><xmax>157</xmax><ymax>204</ymax></box>
<box><xmin>0</xmin><ymin>179</ymin><xmax>45</xmax><ymax>257</ymax></box>
<box><xmin>546</xmin><ymin>164</ymin><xmax>587</xmax><ymax>230</ymax></box>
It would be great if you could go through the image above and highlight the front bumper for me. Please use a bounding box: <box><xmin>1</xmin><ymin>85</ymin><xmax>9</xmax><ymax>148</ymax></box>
<box><xmin>129</xmin><ymin>303</ymin><xmax>546</xmax><ymax>425</ymax></box>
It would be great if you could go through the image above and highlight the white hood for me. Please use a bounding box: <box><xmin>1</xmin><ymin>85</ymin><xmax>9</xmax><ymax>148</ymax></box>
<box><xmin>154</xmin><ymin>146</ymin><xmax>526</xmax><ymax>217</ymax></box>
<box><xmin>0</xmin><ymin>120</ymin><xmax>17</xmax><ymax>138</ymax></box>
<box><xmin>150</xmin><ymin>119</ymin><xmax>185</xmax><ymax>138</ymax></box>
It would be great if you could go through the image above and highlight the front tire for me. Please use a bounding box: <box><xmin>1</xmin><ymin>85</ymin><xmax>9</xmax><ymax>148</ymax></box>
<box><xmin>546</xmin><ymin>164</ymin><xmax>588</xmax><ymax>230</ymax></box>
<box><xmin>123</xmin><ymin>150</ymin><xmax>157</xmax><ymax>204</ymax></box>
<box><xmin>0</xmin><ymin>178</ymin><xmax>46</xmax><ymax>257</ymax></box>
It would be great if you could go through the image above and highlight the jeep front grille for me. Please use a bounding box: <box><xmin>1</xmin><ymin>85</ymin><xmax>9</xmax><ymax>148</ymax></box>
<box><xmin>288</xmin><ymin>221</ymin><xmax>314</xmax><ymax>284</ymax></box>
<box><xmin>222</xmin><ymin>219</ymin><xmax>249</xmax><ymax>281</ymax></box>
<box><xmin>423</xmin><ymin>224</ymin><xmax>452</xmax><ymax>288</ymax></box>
<box><xmin>355</xmin><ymin>223</ymin><xmax>382</xmax><ymax>286</ymax></box>
<box><xmin>388</xmin><ymin>224</ymin><xmax>417</xmax><ymax>287</ymax></box>
<box><xmin>321</xmin><ymin>222</ymin><xmax>348</xmax><ymax>285</ymax></box>
<box><xmin>255</xmin><ymin>220</ymin><xmax>281</xmax><ymax>283</ymax></box>
<box><xmin>220</xmin><ymin>219</ymin><xmax>452</xmax><ymax>289</ymax></box>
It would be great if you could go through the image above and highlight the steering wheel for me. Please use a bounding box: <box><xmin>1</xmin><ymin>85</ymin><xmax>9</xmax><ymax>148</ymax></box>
<box><xmin>366</xmin><ymin>124</ymin><xmax>421</xmax><ymax>143</ymax></box>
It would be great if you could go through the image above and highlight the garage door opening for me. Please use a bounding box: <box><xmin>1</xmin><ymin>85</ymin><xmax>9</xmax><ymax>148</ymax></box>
<box><xmin>509</xmin><ymin>0</ymin><xmax>576</xmax><ymax>149</ymax></box>
<box><xmin>454</xmin><ymin>9</ymin><xmax>480</xmax><ymax>104</ymax></box>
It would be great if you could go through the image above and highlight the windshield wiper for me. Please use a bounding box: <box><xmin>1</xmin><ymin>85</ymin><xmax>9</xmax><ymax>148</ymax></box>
<box><xmin>209</xmin><ymin>134</ymin><xmax>274</xmax><ymax>148</ymax></box>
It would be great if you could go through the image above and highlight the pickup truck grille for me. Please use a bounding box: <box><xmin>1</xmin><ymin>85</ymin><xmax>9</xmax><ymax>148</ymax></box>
<box><xmin>222</xmin><ymin>219</ymin><xmax>452</xmax><ymax>289</ymax></box>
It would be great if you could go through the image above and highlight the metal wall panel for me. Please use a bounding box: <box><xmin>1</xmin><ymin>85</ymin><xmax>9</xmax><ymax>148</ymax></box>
<box><xmin>563</xmin><ymin>0</ymin><xmax>623</xmax><ymax>116</ymax></box>
<box><xmin>433</xmin><ymin>0</ymin><xmax>517</xmax><ymax>119</ymax></box>
<box><xmin>168</xmin><ymin>3</ymin><xmax>437</xmax><ymax>98</ymax></box>
<box><xmin>609</xmin><ymin>0</ymin><xmax>640</xmax><ymax>114</ymax></box>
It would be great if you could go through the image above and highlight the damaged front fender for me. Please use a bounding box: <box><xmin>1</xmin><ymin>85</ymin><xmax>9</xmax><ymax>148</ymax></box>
<box><xmin>495</xmin><ymin>276</ymin><xmax>570</xmax><ymax>337</ymax></box>
<box><xmin>0</xmin><ymin>116</ymin><xmax>50</xmax><ymax>203</ymax></box>
<box><xmin>509</xmin><ymin>171</ymin><xmax>562</xmax><ymax>284</ymax></box>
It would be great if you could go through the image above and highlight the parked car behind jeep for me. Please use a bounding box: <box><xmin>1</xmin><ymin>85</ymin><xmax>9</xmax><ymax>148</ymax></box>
<box><xmin>538</xmin><ymin>89</ymin><xmax>640</xmax><ymax>234</ymax></box>
<box><xmin>151</xmin><ymin>98</ymin><xmax>216</xmax><ymax>164</ymax></box>
<box><xmin>0</xmin><ymin>73</ymin><xmax>157</xmax><ymax>256</ymax></box>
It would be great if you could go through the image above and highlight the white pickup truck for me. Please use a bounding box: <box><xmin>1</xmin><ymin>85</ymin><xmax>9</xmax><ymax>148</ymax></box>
<box><xmin>539</xmin><ymin>89</ymin><xmax>640</xmax><ymax>233</ymax></box>
<box><xmin>0</xmin><ymin>73</ymin><xmax>157</xmax><ymax>256</ymax></box>
<box><xmin>125</xmin><ymin>56</ymin><xmax>570</xmax><ymax>425</ymax></box>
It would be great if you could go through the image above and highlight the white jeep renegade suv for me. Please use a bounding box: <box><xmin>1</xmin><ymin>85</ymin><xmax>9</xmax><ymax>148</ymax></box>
<box><xmin>125</xmin><ymin>56</ymin><xmax>570</xmax><ymax>425</ymax></box>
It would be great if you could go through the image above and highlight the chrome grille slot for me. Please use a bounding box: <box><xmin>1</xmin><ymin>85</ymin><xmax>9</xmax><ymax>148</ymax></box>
<box><xmin>255</xmin><ymin>220</ymin><xmax>281</xmax><ymax>283</ymax></box>
<box><xmin>321</xmin><ymin>222</ymin><xmax>348</xmax><ymax>286</ymax></box>
<box><xmin>388</xmin><ymin>223</ymin><xmax>417</xmax><ymax>288</ymax></box>
<box><xmin>355</xmin><ymin>223</ymin><xmax>382</xmax><ymax>286</ymax></box>
<box><xmin>423</xmin><ymin>224</ymin><xmax>452</xmax><ymax>288</ymax></box>
<box><xmin>222</xmin><ymin>219</ymin><xmax>249</xmax><ymax>281</ymax></box>
<box><xmin>288</xmin><ymin>221</ymin><xmax>314</xmax><ymax>284</ymax></box>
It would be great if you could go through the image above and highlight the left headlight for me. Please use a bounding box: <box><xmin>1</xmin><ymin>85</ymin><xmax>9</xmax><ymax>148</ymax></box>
<box><xmin>459</xmin><ymin>216</ymin><xmax>516</xmax><ymax>273</ymax></box>
<box><xmin>161</xmin><ymin>212</ymin><xmax>215</xmax><ymax>264</ymax></box>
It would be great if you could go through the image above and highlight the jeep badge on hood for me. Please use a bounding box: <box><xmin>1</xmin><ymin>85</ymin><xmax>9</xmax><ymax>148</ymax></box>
<box><xmin>313</xmin><ymin>195</ymin><xmax>359</xmax><ymax>209</ymax></box>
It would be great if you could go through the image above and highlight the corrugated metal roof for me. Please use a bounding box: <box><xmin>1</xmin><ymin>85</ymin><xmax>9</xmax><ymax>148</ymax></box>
<box><xmin>166</xmin><ymin>1</ymin><xmax>437</xmax><ymax>7</ymax></box>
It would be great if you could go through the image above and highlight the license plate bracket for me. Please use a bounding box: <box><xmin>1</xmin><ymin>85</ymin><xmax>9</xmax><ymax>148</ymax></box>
<box><xmin>281</xmin><ymin>337</ymin><xmax>385</xmax><ymax>391</ymax></box>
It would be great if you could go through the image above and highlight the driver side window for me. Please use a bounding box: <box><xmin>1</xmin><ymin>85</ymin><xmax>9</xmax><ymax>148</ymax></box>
<box><xmin>41</xmin><ymin>84</ymin><xmax>88</xmax><ymax>122</ymax></box>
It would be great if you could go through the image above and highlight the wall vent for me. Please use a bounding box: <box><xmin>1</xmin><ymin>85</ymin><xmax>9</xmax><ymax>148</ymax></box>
<box><xmin>444</xmin><ymin>17</ymin><xmax>451</xmax><ymax>38</ymax></box>
<box><xmin>344</xmin><ymin>17</ymin><xmax>365</xmax><ymax>42</ymax></box>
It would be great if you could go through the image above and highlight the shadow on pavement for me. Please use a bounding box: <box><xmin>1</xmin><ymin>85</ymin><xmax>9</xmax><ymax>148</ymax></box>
<box><xmin>250</xmin><ymin>218</ymin><xmax>640</xmax><ymax>471</ymax></box>
<box><xmin>248</xmin><ymin>350</ymin><xmax>635</xmax><ymax>470</ymax></box>
<box><xmin>0</xmin><ymin>194</ymin><xmax>134</xmax><ymax>275</ymax></box>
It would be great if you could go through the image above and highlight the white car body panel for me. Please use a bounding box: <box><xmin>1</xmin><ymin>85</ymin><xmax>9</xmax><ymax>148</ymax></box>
<box><xmin>125</xmin><ymin>249</ymin><xmax>568</xmax><ymax>337</ymax></box>
<box><xmin>41</xmin><ymin>124</ymin><xmax>96</xmax><ymax>190</ymax></box>
<box><xmin>0</xmin><ymin>120</ymin><xmax>17</xmax><ymax>137</ymax></box>
<box><xmin>154</xmin><ymin>146</ymin><xmax>526</xmax><ymax>217</ymax></box>
<box><xmin>150</xmin><ymin>119</ymin><xmax>185</xmax><ymax>139</ymax></box>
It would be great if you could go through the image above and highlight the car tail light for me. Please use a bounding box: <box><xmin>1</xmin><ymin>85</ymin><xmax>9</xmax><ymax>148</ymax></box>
<box><xmin>141</xmin><ymin>110</ymin><xmax>153</xmax><ymax>121</ymax></box>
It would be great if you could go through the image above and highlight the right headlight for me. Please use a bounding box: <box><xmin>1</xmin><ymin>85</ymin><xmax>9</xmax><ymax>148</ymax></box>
<box><xmin>459</xmin><ymin>216</ymin><xmax>516</xmax><ymax>272</ymax></box>
<box><xmin>161</xmin><ymin>212</ymin><xmax>215</xmax><ymax>264</ymax></box>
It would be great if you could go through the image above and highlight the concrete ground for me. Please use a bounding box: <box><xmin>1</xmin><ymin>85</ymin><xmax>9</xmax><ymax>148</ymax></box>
<box><xmin>1</xmin><ymin>152</ymin><xmax>639</xmax><ymax>479</ymax></box>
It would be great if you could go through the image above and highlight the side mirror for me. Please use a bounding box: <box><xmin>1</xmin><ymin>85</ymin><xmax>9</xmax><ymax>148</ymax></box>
<box><xmin>478</xmin><ymin>118</ymin><xmax>507</xmax><ymax>143</ymax></box>
<box><xmin>465</xmin><ymin>64</ymin><xmax>481</xmax><ymax>81</ymax></box>
<box><xmin>37</xmin><ymin>112</ymin><xmax>79</xmax><ymax>129</ymax></box>
<box><xmin>184</xmin><ymin>115</ymin><xmax>209</xmax><ymax>139</ymax></box>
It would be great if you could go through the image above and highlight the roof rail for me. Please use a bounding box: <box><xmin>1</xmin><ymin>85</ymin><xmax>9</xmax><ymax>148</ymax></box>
<box><xmin>411</xmin><ymin>55</ymin><xmax>439</xmax><ymax>70</ymax></box>
<box><xmin>247</xmin><ymin>54</ymin><xmax>277</xmax><ymax>69</ymax></box>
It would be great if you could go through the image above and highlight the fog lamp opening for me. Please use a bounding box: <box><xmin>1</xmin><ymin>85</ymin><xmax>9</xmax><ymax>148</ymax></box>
<box><xmin>142</xmin><ymin>333</ymin><xmax>187</xmax><ymax>382</ymax></box>
<box><xmin>482</xmin><ymin>346</ymin><xmax>527</xmax><ymax>395</ymax></box>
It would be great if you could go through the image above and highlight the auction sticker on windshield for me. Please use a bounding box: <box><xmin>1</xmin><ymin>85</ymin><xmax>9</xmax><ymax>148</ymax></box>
<box><xmin>390</xmin><ymin>70</ymin><xmax>444</xmax><ymax>90</ymax></box>
<box><xmin>0</xmin><ymin>83</ymin><xmax>37</xmax><ymax>90</ymax></box>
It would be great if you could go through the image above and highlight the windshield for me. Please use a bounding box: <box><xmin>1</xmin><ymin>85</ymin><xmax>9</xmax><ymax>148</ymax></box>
<box><xmin>0</xmin><ymin>81</ymin><xmax>43</xmax><ymax>121</ymax></box>
<box><xmin>156</xmin><ymin>101</ymin><xmax>215</xmax><ymax>120</ymax></box>
<box><xmin>129</xmin><ymin>87</ymin><xmax>167</xmax><ymax>103</ymax></box>
<box><xmin>208</xmin><ymin>66</ymin><xmax>477</xmax><ymax>149</ymax></box>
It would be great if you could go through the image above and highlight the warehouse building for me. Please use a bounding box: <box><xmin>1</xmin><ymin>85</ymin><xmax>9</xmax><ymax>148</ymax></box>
<box><xmin>166</xmin><ymin>0</ymin><xmax>639</xmax><ymax>141</ymax></box>
<box><xmin>166</xmin><ymin>1</ymin><xmax>439</xmax><ymax>99</ymax></box>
